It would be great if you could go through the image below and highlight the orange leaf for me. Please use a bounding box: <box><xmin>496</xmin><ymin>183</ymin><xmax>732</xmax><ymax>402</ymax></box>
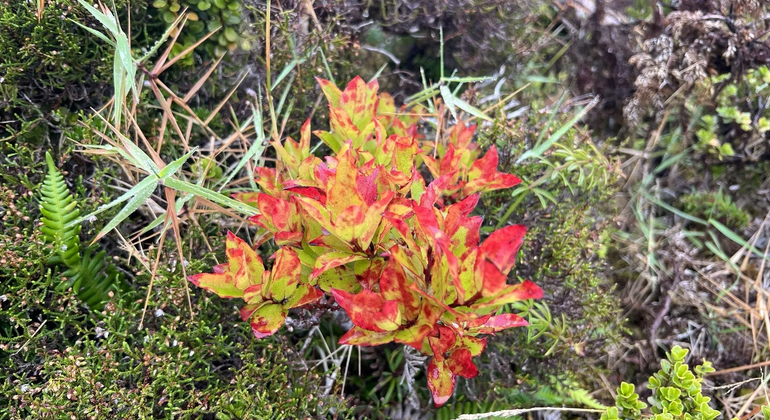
<box><xmin>249</xmin><ymin>303</ymin><xmax>287</xmax><ymax>338</ymax></box>
<box><xmin>427</xmin><ymin>358</ymin><xmax>456</xmax><ymax>407</ymax></box>
<box><xmin>339</xmin><ymin>326</ymin><xmax>396</xmax><ymax>346</ymax></box>
<box><xmin>265</xmin><ymin>247</ymin><xmax>302</xmax><ymax>301</ymax></box>
<box><xmin>310</xmin><ymin>251</ymin><xmax>368</xmax><ymax>280</ymax></box>
<box><xmin>331</xmin><ymin>288</ymin><xmax>401</xmax><ymax>332</ymax></box>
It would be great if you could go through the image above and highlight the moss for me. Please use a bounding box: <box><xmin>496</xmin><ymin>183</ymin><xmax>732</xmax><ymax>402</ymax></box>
<box><xmin>0</xmin><ymin>141</ymin><xmax>352</xmax><ymax>420</ymax></box>
<box><xmin>679</xmin><ymin>190</ymin><xmax>751</xmax><ymax>230</ymax></box>
<box><xmin>471</xmin><ymin>107</ymin><xmax>624</xmax><ymax>402</ymax></box>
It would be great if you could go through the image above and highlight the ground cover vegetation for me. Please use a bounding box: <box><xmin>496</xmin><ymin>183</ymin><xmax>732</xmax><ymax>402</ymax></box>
<box><xmin>3</xmin><ymin>0</ymin><xmax>770</xmax><ymax>419</ymax></box>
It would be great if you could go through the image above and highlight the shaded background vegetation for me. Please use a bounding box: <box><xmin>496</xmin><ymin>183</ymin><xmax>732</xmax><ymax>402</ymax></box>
<box><xmin>3</xmin><ymin>0</ymin><xmax>770</xmax><ymax>419</ymax></box>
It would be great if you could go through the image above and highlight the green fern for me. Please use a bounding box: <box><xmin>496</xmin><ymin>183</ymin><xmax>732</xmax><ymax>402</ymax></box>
<box><xmin>73</xmin><ymin>248</ymin><xmax>124</xmax><ymax>309</ymax></box>
<box><xmin>506</xmin><ymin>376</ymin><xmax>607</xmax><ymax>410</ymax></box>
<box><xmin>39</xmin><ymin>152</ymin><xmax>125</xmax><ymax>310</ymax></box>
<box><xmin>40</xmin><ymin>151</ymin><xmax>81</xmax><ymax>274</ymax></box>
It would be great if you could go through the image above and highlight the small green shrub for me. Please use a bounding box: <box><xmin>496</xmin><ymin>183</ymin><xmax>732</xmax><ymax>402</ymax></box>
<box><xmin>679</xmin><ymin>190</ymin><xmax>750</xmax><ymax>230</ymax></box>
<box><xmin>0</xmin><ymin>0</ymin><xmax>147</xmax><ymax>118</ymax></box>
<box><xmin>472</xmin><ymin>106</ymin><xmax>623</xmax><ymax>403</ymax></box>
<box><xmin>602</xmin><ymin>346</ymin><xmax>720</xmax><ymax>420</ymax></box>
<box><xmin>150</xmin><ymin>0</ymin><xmax>250</xmax><ymax>61</ymax></box>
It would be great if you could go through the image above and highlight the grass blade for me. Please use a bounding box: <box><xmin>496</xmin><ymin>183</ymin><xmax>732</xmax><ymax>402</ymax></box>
<box><xmin>77</xmin><ymin>0</ymin><xmax>119</xmax><ymax>35</ymax></box>
<box><xmin>517</xmin><ymin>96</ymin><xmax>598</xmax><ymax>163</ymax></box>
<box><xmin>158</xmin><ymin>147</ymin><xmax>198</xmax><ymax>179</ymax></box>
<box><xmin>708</xmin><ymin>218</ymin><xmax>769</xmax><ymax>260</ymax></box>
<box><xmin>164</xmin><ymin>178</ymin><xmax>257</xmax><ymax>216</ymax></box>
<box><xmin>440</xmin><ymin>85</ymin><xmax>457</xmax><ymax>121</ymax></box>
<box><xmin>453</xmin><ymin>96</ymin><xmax>491</xmax><ymax>121</ymax></box>
<box><xmin>71</xmin><ymin>20</ymin><xmax>115</xmax><ymax>46</ymax></box>
<box><xmin>369</xmin><ymin>63</ymin><xmax>388</xmax><ymax>83</ymax></box>
<box><xmin>642</xmin><ymin>192</ymin><xmax>707</xmax><ymax>225</ymax></box>
<box><xmin>67</xmin><ymin>175</ymin><xmax>159</xmax><ymax>228</ymax></box>
<box><xmin>92</xmin><ymin>180</ymin><xmax>157</xmax><ymax>242</ymax></box>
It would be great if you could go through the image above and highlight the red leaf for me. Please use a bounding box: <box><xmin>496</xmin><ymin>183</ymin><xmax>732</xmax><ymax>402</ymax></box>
<box><xmin>284</xmin><ymin>284</ymin><xmax>324</xmax><ymax>309</ymax></box>
<box><xmin>380</xmin><ymin>256</ymin><xmax>420</xmax><ymax>320</ymax></box>
<box><xmin>419</xmin><ymin>173</ymin><xmax>454</xmax><ymax>207</ymax></box>
<box><xmin>338</xmin><ymin>326</ymin><xmax>396</xmax><ymax>346</ymax></box>
<box><xmin>427</xmin><ymin>358</ymin><xmax>455</xmax><ymax>407</ymax></box>
<box><xmin>473</xmin><ymin>313</ymin><xmax>529</xmax><ymax>334</ymax></box>
<box><xmin>474</xmin><ymin>280</ymin><xmax>543</xmax><ymax>312</ymax></box>
<box><xmin>479</xmin><ymin>224</ymin><xmax>527</xmax><ymax>275</ymax></box>
<box><xmin>331</xmin><ymin>288</ymin><xmax>401</xmax><ymax>332</ymax></box>
<box><xmin>446</xmin><ymin>348</ymin><xmax>478</xmax><ymax>378</ymax></box>
<box><xmin>428</xmin><ymin>325</ymin><xmax>457</xmax><ymax>362</ymax></box>
<box><xmin>250</xmin><ymin>304</ymin><xmax>288</xmax><ymax>339</ymax></box>
<box><xmin>461</xmin><ymin>146</ymin><xmax>522</xmax><ymax>196</ymax></box>
<box><xmin>475</xmin><ymin>258</ymin><xmax>508</xmax><ymax>297</ymax></box>
<box><xmin>310</xmin><ymin>252</ymin><xmax>368</xmax><ymax>280</ymax></box>
<box><xmin>449</xmin><ymin>121</ymin><xmax>477</xmax><ymax>149</ymax></box>
<box><xmin>316</xmin><ymin>77</ymin><xmax>342</xmax><ymax>107</ymax></box>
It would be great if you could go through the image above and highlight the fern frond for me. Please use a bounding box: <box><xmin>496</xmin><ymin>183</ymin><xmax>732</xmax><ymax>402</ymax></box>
<box><xmin>40</xmin><ymin>152</ymin><xmax>81</xmax><ymax>270</ymax></box>
<box><xmin>39</xmin><ymin>152</ymin><xmax>126</xmax><ymax>310</ymax></box>
<box><xmin>72</xmin><ymin>249</ymin><xmax>125</xmax><ymax>310</ymax></box>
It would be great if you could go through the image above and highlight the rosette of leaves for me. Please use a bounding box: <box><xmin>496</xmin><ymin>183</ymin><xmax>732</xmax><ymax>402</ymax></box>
<box><xmin>151</xmin><ymin>0</ymin><xmax>247</xmax><ymax>62</ymax></box>
<box><xmin>602</xmin><ymin>346</ymin><xmax>720</xmax><ymax>420</ymax></box>
<box><xmin>189</xmin><ymin>76</ymin><xmax>543</xmax><ymax>406</ymax></box>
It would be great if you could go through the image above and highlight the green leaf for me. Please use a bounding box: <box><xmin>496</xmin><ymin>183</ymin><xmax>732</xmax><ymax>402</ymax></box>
<box><xmin>620</xmin><ymin>382</ymin><xmax>635</xmax><ymax>397</ymax></box>
<box><xmin>40</xmin><ymin>152</ymin><xmax>82</xmax><ymax>270</ymax></box>
<box><xmin>67</xmin><ymin>175</ymin><xmax>159</xmax><ymax>229</ymax></box>
<box><xmin>642</xmin><ymin>193</ymin><xmax>707</xmax><ymax>225</ymax></box>
<box><xmin>369</xmin><ymin>62</ymin><xmax>389</xmax><ymax>83</ymax></box>
<box><xmin>526</xmin><ymin>75</ymin><xmax>560</xmax><ymax>83</ymax></box>
<box><xmin>77</xmin><ymin>0</ymin><xmax>119</xmax><ymax>35</ymax></box>
<box><xmin>158</xmin><ymin>147</ymin><xmax>198</xmax><ymax>179</ymax></box>
<box><xmin>139</xmin><ymin>14</ymin><xmax>184</xmax><ymax>63</ymax></box>
<box><xmin>139</xmin><ymin>193</ymin><xmax>193</xmax><ymax>235</ymax></box>
<box><xmin>94</xmin><ymin>178</ymin><xmax>158</xmax><ymax>240</ymax></box>
<box><xmin>453</xmin><ymin>95</ymin><xmax>492</xmax><ymax>121</ymax></box>
<box><xmin>271</xmin><ymin>50</ymin><xmax>309</xmax><ymax>90</ymax></box>
<box><xmin>439</xmin><ymin>84</ymin><xmax>457</xmax><ymax>121</ymax></box>
<box><xmin>517</xmin><ymin>96</ymin><xmax>598</xmax><ymax>163</ymax></box>
<box><xmin>112</xmin><ymin>54</ymin><xmax>125</xmax><ymax>127</ymax></box>
<box><xmin>708</xmin><ymin>218</ymin><xmax>770</xmax><ymax>261</ymax></box>
<box><xmin>217</xmin><ymin>103</ymin><xmax>266</xmax><ymax>191</ymax></box>
<box><xmin>318</xmin><ymin>47</ymin><xmax>335</xmax><ymax>85</ymax></box>
<box><xmin>163</xmin><ymin>178</ymin><xmax>257</xmax><ymax>216</ymax></box>
<box><xmin>119</xmin><ymin>138</ymin><xmax>161</xmax><ymax>174</ymax></box>
<box><xmin>71</xmin><ymin>20</ymin><xmax>116</xmax><ymax>47</ymax></box>
<box><xmin>441</xmin><ymin>76</ymin><xmax>493</xmax><ymax>83</ymax></box>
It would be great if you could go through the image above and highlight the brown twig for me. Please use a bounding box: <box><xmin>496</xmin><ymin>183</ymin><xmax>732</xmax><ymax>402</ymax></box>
<box><xmin>649</xmin><ymin>260</ymin><xmax>682</xmax><ymax>352</ymax></box>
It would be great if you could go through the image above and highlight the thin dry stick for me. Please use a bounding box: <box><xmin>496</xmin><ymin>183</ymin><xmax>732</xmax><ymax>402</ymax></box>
<box><xmin>708</xmin><ymin>360</ymin><xmax>770</xmax><ymax>376</ymax></box>
<box><xmin>12</xmin><ymin>320</ymin><xmax>47</xmax><ymax>356</ymax></box>
<box><xmin>150</xmin><ymin>15</ymin><xmax>188</xmax><ymax>75</ymax></box>
<box><xmin>464</xmin><ymin>82</ymin><xmax>531</xmax><ymax>124</ymax></box>
<box><xmin>139</xmin><ymin>210</ymin><xmax>171</xmax><ymax>330</ymax></box>
<box><xmin>149</xmin><ymin>81</ymin><xmax>188</xmax><ymax>144</ymax></box>
<box><xmin>165</xmin><ymin>187</ymin><xmax>193</xmax><ymax>320</ymax></box>
<box><xmin>736</xmin><ymin>374</ymin><xmax>768</xmax><ymax>418</ymax></box>
<box><xmin>183</xmin><ymin>54</ymin><xmax>225</xmax><ymax>103</ymax></box>
<box><xmin>456</xmin><ymin>407</ymin><xmax>603</xmax><ymax>420</ymax></box>
<box><xmin>158</xmin><ymin>26</ymin><xmax>220</xmax><ymax>73</ymax></box>
<box><xmin>203</xmin><ymin>72</ymin><xmax>250</xmax><ymax>126</ymax></box>
<box><xmin>340</xmin><ymin>345</ymin><xmax>353</xmax><ymax>398</ymax></box>
<box><xmin>265</xmin><ymin>0</ymin><xmax>271</xmax><ymax>89</ymax></box>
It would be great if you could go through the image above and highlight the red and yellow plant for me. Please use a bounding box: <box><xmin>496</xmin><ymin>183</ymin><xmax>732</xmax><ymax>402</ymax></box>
<box><xmin>189</xmin><ymin>76</ymin><xmax>543</xmax><ymax>406</ymax></box>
